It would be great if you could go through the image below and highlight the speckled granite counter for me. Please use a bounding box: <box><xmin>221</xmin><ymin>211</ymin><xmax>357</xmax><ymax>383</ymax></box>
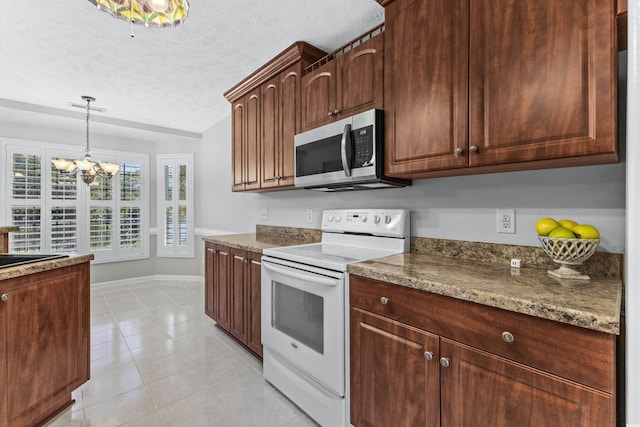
<box><xmin>0</xmin><ymin>254</ymin><xmax>94</xmax><ymax>281</ymax></box>
<box><xmin>202</xmin><ymin>225</ymin><xmax>321</xmax><ymax>253</ymax></box>
<box><xmin>348</xmin><ymin>253</ymin><xmax>622</xmax><ymax>335</ymax></box>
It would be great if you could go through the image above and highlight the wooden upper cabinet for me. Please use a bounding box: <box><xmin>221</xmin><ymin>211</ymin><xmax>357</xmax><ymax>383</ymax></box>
<box><xmin>302</xmin><ymin>60</ymin><xmax>337</xmax><ymax>131</ymax></box>
<box><xmin>261</xmin><ymin>64</ymin><xmax>303</xmax><ymax>190</ymax></box>
<box><xmin>469</xmin><ymin>0</ymin><xmax>617</xmax><ymax>167</ymax></box>
<box><xmin>225</xmin><ymin>42</ymin><xmax>326</xmax><ymax>192</ymax></box>
<box><xmin>381</xmin><ymin>0</ymin><xmax>617</xmax><ymax>179</ymax></box>
<box><xmin>261</xmin><ymin>77</ymin><xmax>280</xmax><ymax>189</ymax></box>
<box><xmin>383</xmin><ymin>0</ymin><xmax>469</xmax><ymax>176</ymax></box>
<box><xmin>337</xmin><ymin>33</ymin><xmax>385</xmax><ymax>120</ymax></box>
<box><xmin>302</xmin><ymin>29</ymin><xmax>385</xmax><ymax>131</ymax></box>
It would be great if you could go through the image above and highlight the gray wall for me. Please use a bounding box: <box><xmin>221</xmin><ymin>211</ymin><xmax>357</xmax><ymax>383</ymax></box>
<box><xmin>197</xmin><ymin>117</ymin><xmax>626</xmax><ymax>254</ymax></box>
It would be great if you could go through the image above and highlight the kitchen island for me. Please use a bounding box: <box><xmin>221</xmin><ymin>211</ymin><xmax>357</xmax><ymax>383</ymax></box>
<box><xmin>0</xmin><ymin>254</ymin><xmax>92</xmax><ymax>427</ymax></box>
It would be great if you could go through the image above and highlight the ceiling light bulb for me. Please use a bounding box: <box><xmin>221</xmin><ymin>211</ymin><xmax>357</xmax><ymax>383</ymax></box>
<box><xmin>147</xmin><ymin>0</ymin><xmax>169</xmax><ymax>11</ymax></box>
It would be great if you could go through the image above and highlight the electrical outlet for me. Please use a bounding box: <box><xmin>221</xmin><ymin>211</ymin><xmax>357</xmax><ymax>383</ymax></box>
<box><xmin>306</xmin><ymin>209</ymin><xmax>313</xmax><ymax>223</ymax></box>
<box><xmin>510</xmin><ymin>258</ymin><xmax>521</xmax><ymax>268</ymax></box>
<box><xmin>260</xmin><ymin>209</ymin><xmax>268</xmax><ymax>222</ymax></box>
<box><xmin>497</xmin><ymin>209</ymin><xmax>515</xmax><ymax>233</ymax></box>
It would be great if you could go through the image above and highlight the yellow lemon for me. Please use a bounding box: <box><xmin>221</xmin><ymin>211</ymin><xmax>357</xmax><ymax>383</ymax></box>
<box><xmin>558</xmin><ymin>219</ymin><xmax>578</xmax><ymax>229</ymax></box>
<box><xmin>535</xmin><ymin>217</ymin><xmax>560</xmax><ymax>236</ymax></box>
<box><xmin>548</xmin><ymin>227</ymin><xmax>577</xmax><ymax>239</ymax></box>
<box><xmin>572</xmin><ymin>224</ymin><xmax>600</xmax><ymax>239</ymax></box>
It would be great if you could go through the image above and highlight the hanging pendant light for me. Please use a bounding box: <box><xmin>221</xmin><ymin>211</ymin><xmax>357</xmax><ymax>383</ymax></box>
<box><xmin>52</xmin><ymin>96</ymin><xmax>120</xmax><ymax>185</ymax></box>
<box><xmin>88</xmin><ymin>0</ymin><xmax>190</xmax><ymax>28</ymax></box>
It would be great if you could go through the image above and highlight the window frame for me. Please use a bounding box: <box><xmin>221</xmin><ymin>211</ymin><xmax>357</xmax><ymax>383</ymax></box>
<box><xmin>1</xmin><ymin>137</ymin><xmax>149</xmax><ymax>264</ymax></box>
<box><xmin>156</xmin><ymin>153</ymin><xmax>195</xmax><ymax>258</ymax></box>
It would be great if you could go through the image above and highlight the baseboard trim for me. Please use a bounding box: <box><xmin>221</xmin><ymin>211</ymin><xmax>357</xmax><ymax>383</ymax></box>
<box><xmin>92</xmin><ymin>274</ymin><xmax>204</xmax><ymax>289</ymax></box>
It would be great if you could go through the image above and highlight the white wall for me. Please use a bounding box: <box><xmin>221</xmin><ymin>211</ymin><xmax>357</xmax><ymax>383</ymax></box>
<box><xmin>626</xmin><ymin>1</ymin><xmax>639</xmax><ymax>422</ymax></box>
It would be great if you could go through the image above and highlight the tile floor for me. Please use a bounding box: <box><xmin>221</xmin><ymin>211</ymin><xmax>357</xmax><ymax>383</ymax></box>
<box><xmin>46</xmin><ymin>280</ymin><xmax>318</xmax><ymax>427</ymax></box>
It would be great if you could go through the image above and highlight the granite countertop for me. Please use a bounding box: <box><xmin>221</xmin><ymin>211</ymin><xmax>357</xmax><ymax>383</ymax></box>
<box><xmin>203</xmin><ymin>226</ymin><xmax>321</xmax><ymax>254</ymax></box>
<box><xmin>0</xmin><ymin>254</ymin><xmax>94</xmax><ymax>281</ymax></box>
<box><xmin>348</xmin><ymin>253</ymin><xmax>622</xmax><ymax>335</ymax></box>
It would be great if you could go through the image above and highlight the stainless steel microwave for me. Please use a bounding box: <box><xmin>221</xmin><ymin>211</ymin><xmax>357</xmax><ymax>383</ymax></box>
<box><xmin>294</xmin><ymin>109</ymin><xmax>410</xmax><ymax>191</ymax></box>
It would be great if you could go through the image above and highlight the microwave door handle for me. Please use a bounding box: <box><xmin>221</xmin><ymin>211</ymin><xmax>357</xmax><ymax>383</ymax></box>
<box><xmin>341</xmin><ymin>123</ymin><xmax>352</xmax><ymax>177</ymax></box>
<box><xmin>263</xmin><ymin>262</ymin><xmax>338</xmax><ymax>286</ymax></box>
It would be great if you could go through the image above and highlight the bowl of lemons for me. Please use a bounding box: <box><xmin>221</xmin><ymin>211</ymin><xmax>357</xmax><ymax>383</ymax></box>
<box><xmin>536</xmin><ymin>218</ymin><xmax>600</xmax><ymax>280</ymax></box>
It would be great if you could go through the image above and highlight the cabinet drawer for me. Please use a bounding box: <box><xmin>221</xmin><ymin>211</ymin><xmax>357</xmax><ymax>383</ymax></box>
<box><xmin>349</xmin><ymin>275</ymin><xmax>615</xmax><ymax>393</ymax></box>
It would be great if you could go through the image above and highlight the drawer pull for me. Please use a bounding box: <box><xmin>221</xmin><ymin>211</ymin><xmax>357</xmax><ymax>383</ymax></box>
<box><xmin>1</xmin><ymin>293</ymin><xmax>8</xmax><ymax>302</ymax></box>
<box><xmin>380</xmin><ymin>296</ymin><xmax>389</xmax><ymax>305</ymax></box>
<box><xmin>439</xmin><ymin>357</ymin><xmax>450</xmax><ymax>367</ymax></box>
<box><xmin>502</xmin><ymin>331</ymin><xmax>515</xmax><ymax>343</ymax></box>
<box><xmin>424</xmin><ymin>351</ymin><xmax>433</xmax><ymax>361</ymax></box>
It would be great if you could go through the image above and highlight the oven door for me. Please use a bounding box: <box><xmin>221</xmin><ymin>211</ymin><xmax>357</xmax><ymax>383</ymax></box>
<box><xmin>261</xmin><ymin>256</ymin><xmax>345</xmax><ymax>396</ymax></box>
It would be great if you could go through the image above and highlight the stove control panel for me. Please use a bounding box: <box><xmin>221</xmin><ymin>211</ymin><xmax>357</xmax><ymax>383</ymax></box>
<box><xmin>322</xmin><ymin>209</ymin><xmax>410</xmax><ymax>237</ymax></box>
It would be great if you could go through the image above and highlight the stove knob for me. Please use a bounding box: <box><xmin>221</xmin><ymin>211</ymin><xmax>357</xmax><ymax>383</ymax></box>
<box><xmin>335</xmin><ymin>214</ymin><xmax>342</xmax><ymax>222</ymax></box>
<box><xmin>384</xmin><ymin>215</ymin><xmax>392</xmax><ymax>224</ymax></box>
<box><xmin>362</xmin><ymin>216</ymin><xmax>367</xmax><ymax>223</ymax></box>
<box><xmin>327</xmin><ymin>214</ymin><xmax>334</xmax><ymax>222</ymax></box>
<box><xmin>374</xmin><ymin>215</ymin><xmax>381</xmax><ymax>224</ymax></box>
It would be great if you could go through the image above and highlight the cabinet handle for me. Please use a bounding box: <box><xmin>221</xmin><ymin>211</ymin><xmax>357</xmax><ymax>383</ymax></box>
<box><xmin>439</xmin><ymin>357</ymin><xmax>450</xmax><ymax>367</ymax></box>
<box><xmin>454</xmin><ymin>146</ymin><xmax>463</xmax><ymax>157</ymax></box>
<box><xmin>502</xmin><ymin>331</ymin><xmax>515</xmax><ymax>343</ymax></box>
<box><xmin>1</xmin><ymin>293</ymin><xmax>8</xmax><ymax>302</ymax></box>
<box><xmin>207</xmin><ymin>248</ymin><xmax>216</xmax><ymax>254</ymax></box>
<box><xmin>333</xmin><ymin>109</ymin><xmax>341</xmax><ymax>116</ymax></box>
<box><xmin>424</xmin><ymin>351</ymin><xmax>433</xmax><ymax>361</ymax></box>
<box><xmin>469</xmin><ymin>144</ymin><xmax>478</xmax><ymax>153</ymax></box>
<box><xmin>380</xmin><ymin>296</ymin><xmax>389</xmax><ymax>305</ymax></box>
<box><xmin>328</xmin><ymin>111</ymin><xmax>334</xmax><ymax>117</ymax></box>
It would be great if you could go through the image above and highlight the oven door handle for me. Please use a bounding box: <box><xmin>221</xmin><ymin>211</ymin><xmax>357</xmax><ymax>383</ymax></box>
<box><xmin>341</xmin><ymin>123</ymin><xmax>352</xmax><ymax>177</ymax></box>
<box><xmin>263</xmin><ymin>262</ymin><xmax>338</xmax><ymax>286</ymax></box>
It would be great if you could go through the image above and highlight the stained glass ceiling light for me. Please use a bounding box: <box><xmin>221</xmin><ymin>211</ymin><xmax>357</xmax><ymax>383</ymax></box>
<box><xmin>51</xmin><ymin>96</ymin><xmax>120</xmax><ymax>185</ymax></box>
<box><xmin>88</xmin><ymin>0</ymin><xmax>190</xmax><ymax>30</ymax></box>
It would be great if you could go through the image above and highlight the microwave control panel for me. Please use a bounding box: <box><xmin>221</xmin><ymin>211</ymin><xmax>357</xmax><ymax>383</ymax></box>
<box><xmin>352</xmin><ymin>125</ymin><xmax>374</xmax><ymax>167</ymax></box>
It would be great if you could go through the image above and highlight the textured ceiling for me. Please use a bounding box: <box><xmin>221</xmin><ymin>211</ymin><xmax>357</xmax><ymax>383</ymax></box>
<box><xmin>0</xmin><ymin>0</ymin><xmax>383</xmax><ymax>138</ymax></box>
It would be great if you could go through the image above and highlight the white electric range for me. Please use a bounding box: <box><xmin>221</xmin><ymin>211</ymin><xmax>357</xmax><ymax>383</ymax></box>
<box><xmin>261</xmin><ymin>209</ymin><xmax>410</xmax><ymax>427</ymax></box>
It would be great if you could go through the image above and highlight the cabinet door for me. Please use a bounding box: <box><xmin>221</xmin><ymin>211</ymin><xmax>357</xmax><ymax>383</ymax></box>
<box><xmin>230</xmin><ymin>248</ymin><xmax>248</xmax><ymax>343</ymax></box>
<box><xmin>231</xmin><ymin>100</ymin><xmax>246</xmax><ymax>191</ymax></box>
<box><xmin>215</xmin><ymin>245</ymin><xmax>231</xmax><ymax>331</ymax></box>
<box><xmin>246</xmin><ymin>252</ymin><xmax>262</xmax><ymax>357</ymax></box>
<box><xmin>337</xmin><ymin>34</ymin><xmax>384</xmax><ymax>118</ymax></box>
<box><xmin>261</xmin><ymin>77</ymin><xmax>280</xmax><ymax>189</ymax></box>
<box><xmin>350</xmin><ymin>307</ymin><xmax>440</xmax><ymax>427</ymax></box>
<box><xmin>440</xmin><ymin>338</ymin><xmax>615</xmax><ymax>427</ymax></box>
<box><xmin>204</xmin><ymin>244</ymin><xmax>216</xmax><ymax>319</ymax></box>
<box><xmin>384</xmin><ymin>0</ymin><xmax>469</xmax><ymax>177</ymax></box>
<box><xmin>302</xmin><ymin>60</ymin><xmax>337</xmax><ymax>131</ymax></box>
<box><xmin>3</xmin><ymin>265</ymin><xmax>89</xmax><ymax>427</ymax></box>
<box><xmin>278</xmin><ymin>64</ymin><xmax>302</xmax><ymax>188</ymax></box>
<box><xmin>244</xmin><ymin>90</ymin><xmax>261</xmax><ymax>190</ymax></box>
<box><xmin>469</xmin><ymin>0</ymin><xmax>616</xmax><ymax>167</ymax></box>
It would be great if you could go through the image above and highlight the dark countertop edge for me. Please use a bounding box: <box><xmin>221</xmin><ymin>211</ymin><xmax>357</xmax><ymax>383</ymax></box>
<box><xmin>0</xmin><ymin>254</ymin><xmax>94</xmax><ymax>281</ymax></box>
<box><xmin>347</xmin><ymin>262</ymin><xmax>621</xmax><ymax>335</ymax></box>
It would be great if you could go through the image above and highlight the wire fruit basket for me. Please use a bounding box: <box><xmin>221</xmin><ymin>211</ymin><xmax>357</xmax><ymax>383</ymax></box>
<box><xmin>539</xmin><ymin>237</ymin><xmax>600</xmax><ymax>280</ymax></box>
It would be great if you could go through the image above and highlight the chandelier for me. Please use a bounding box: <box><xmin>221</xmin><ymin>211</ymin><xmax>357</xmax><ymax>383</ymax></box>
<box><xmin>88</xmin><ymin>0</ymin><xmax>190</xmax><ymax>29</ymax></box>
<box><xmin>51</xmin><ymin>96</ymin><xmax>120</xmax><ymax>185</ymax></box>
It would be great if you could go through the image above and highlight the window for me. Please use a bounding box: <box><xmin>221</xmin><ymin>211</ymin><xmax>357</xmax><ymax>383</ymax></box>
<box><xmin>1</xmin><ymin>138</ymin><xmax>149</xmax><ymax>263</ymax></box>
<box><xmin>157</xmin><ymin>154</ymin><xmax>194</xmax><ymax>257</ymax></box>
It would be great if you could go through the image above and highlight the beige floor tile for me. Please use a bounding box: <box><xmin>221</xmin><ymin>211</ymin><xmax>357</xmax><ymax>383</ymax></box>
<box><xmin>45</xmin><ymin>280</ymin><xmax>315</xmax><ymax>426</ymax></box>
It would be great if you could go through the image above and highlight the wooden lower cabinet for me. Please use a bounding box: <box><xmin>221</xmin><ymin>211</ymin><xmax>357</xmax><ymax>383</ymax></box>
<box><xmin>0</xmin><ymin>261</ymin><xmax>90</xmax><ymax>427</ymax></box>
<box><xmin>349</xmin><ymin>275</ymin><xmax>616</xmax><ymax>427</ymax></box>
<box><xmin>204</xmin><ymin>242</ymin><xmax>262</xmax><ymax>359</ymax></box>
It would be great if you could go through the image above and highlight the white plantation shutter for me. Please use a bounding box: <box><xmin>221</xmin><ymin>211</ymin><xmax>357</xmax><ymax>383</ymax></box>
<box><xmin>157</xmin><ymin>154</ymin><xmax>194</xmax><ymax>257</ymax></box>
<box><xmin>1</xmin><ymin>139</ymin><xmax>148</xmax><ymax>263</ymax></box>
